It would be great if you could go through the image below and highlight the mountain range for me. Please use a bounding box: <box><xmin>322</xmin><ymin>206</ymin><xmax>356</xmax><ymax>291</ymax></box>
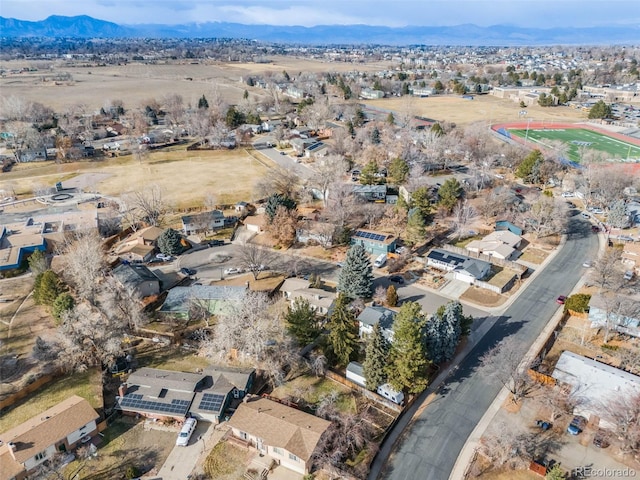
<box><xmin>1</xmin><ymin>15</ymin><xmax>639</xmax><ymax>45</ymax></box>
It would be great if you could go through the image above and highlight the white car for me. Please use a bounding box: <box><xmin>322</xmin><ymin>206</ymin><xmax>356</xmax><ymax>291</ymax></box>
<box><xmin>176</xmin><ymin>418</ymin><xmax>197</xmax><ymax>447</ymax></box>
<box><xmin>156</xmin><ymin>253</ymin><xmax>172</xmax><ymax>261</ymax></box>
<box><xmin>561</xmin><ymin>191</ymin><xmax>574</xmax><ymax>198</ymax></box>
<box><xmin>224</xmin><ymin>267</ymin><xmax>243</xmax><ymax>275</ymax></box>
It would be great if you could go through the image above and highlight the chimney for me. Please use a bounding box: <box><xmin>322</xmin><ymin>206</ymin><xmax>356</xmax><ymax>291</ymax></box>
<box><xmin>118</xmin><ymin>383</ymin><xmax>127</xmax><ymax>397</ymax></box>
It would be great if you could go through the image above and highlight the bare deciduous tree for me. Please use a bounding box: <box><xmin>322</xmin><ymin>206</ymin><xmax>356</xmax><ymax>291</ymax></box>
<box><xmin>521</xmin><ymin>196</ymin><xmax>564</xmax><ymax>239</ymax></box>
<box><xmin>599</xmin><ymin>391</ymin><xmax>640</xmax><ymax>457</ymax></box>
<box><xmin>60</xmin><ymin>232</ymin><xmax>107</xmax><ymax>304</ymax></box>
<box><xmin>255</xmin><ymin>166</ymin><xmax>301</xmax><ymax>200</ymax></box>
<box><xmin>237</xmin><ymin>243</ymin><xmax>276</xmax><ymax>280</ymax></box>
<box><xmin>452</xmin><ymin>199</ymin><xmax>477</xmax><ymax>239</ymax></box>
<box><xmin>479</xmin><ymin>337</ymin><xmax>536</xmax><ymax>404</ymax></box>
<box><xmin>131</xmin><ymin>184</ymin><xmax>169</xmax><ymax>227</ymax></box>
<box><xmin>478</xmin><ymin>422</ymin><xmax>534</xmax><ymax>471</ymax></box>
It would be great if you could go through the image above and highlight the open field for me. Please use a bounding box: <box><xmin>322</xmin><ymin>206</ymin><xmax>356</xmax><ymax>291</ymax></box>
<box><xmin>364</xmin><ymin>94</ymin><xmax>588</xmax><ymax>126</ymax></box>
<box><xmin>0</xmin><ymin>56</ymin><xmax>386</xmax><ymax>111</ymax></box>
<box><xmin>508</xmin><ymin>127</ymin><xmax>640</xmax><ymax>162</ymax></box>
<box><xmin>0</xmin><ymin>148</ymin><xmax>271</xmax><ymax>207</ymax></box>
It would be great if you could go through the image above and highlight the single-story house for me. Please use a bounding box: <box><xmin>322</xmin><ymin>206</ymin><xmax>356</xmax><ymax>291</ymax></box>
<box><xmin>118</xmin><ymin>243</ymin><xmax>155</xmax><ymax>263</ymax></box>
<box><xmin>296</xmin><ymin>220</ymin><xmax>335</xmax><ymax>247</ymax></box>
<box><xmin>280</xmin><ymin>278</ymin><xmax>336</xmax><ymax>315</ymax></box>
<box><xmin>350</xmin><ymin>229</ymin><xmax>397</xmax><ymax>256</ymax></box>
<box><xmin>116</xmin><ymin>366</ymin><xmax>253</xmax><ymax>423</ymax></box>
<box><xmin>588</xmin><ymin>293</ymin><xmax>640</xmax><ymax>338</ymax></box>
<box><xmin>305</xmin><ymin>142</ymin><xmax>328</xmax><ymax>158</ymax></box>
<box><xmin>357</xmin><ymin>306</ymin><xmax>397</xmax><ymax>341</ymax></box>
<box><xmin>290</xmin><ymin>138</ymin><xmax>316</xmax><ymax>155</ymax></box>
<box><xmin>182</xmin><ymin>210</ymin><xmax>225</xmax><ymax>235</ymax></box>
<box><xmin>0</xmin><ymin>395</ymin><xmax>100</xmax><ymax>480</ymax></box>
<box><xmin>244</xmin><ymin>214</ymin><xmax>266</xmax><ymax>233</ymax></box>
<box><xmin>346</xmin><ymin>361</ymin><xmax>366</xmax><ymax>387</ymax></box>
<box><xmin>159</xmin><ymin>285</ymin><xmax>246</xmax><ymax>320</ymax></box>
<box><xmin>112</xmin><ymin>264</ymin><xmax>161</xmax><ymax>298</ymax></box>
<box><xmin>352</xmin><ymin>184</ymin><xmax>387</xmax><ymax>202</ymax></box>
<box><xmin>551</xmin><ymin>351</ymin><xmax>640</xmax><ymax>429</ymax></box>
<box><xmin>227</xmin><ymin>397</ymin><xmax>331</xmax><ymax>475</ymax></box>
<box><xmin>426</xmin><ymin>249</ymin><xmax>491</xmax><ymax>283</ymax></box>
<box><xmin>134</xmin><ymin>226</ymin><xmax>165</xmax><ymax>246</ymax></box>
<box><xmin>466</xmin><ymin>230</ymin><xmax>522</xmax><ymax>260</ymax></box>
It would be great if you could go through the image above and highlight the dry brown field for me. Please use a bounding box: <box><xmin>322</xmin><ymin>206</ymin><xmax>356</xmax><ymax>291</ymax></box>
<box><xmin>364</xmin><ymin>94</ymin><xmax>589</xmax><ymax>126</ymax></box>
<box><xmin>0</xmin><ymin>148</ymin><xmax>272</xmax><ymax>207</ymax></box>
<box><xmin>0</xmin><ymin>56</ymin><xmax>386</xmax><ymax>111</ymax></box>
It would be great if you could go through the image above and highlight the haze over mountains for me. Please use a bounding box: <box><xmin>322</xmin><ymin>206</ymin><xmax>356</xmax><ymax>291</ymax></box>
<box><xmin>1</xmin><ymin>15</ymin><xmax>639</xmax><ymax>45</ymax></box>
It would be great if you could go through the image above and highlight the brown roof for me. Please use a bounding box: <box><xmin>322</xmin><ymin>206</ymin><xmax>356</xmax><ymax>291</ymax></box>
<box><xmin>228</xmin><ymin>397</ymin><xmax>330</xmax><ymax>462</ymax></box>
<box><xmin>0</xmin><ymin>395</ymin><xmax>99</xmax><ymax>466</ymax></box>
<box><xmin>136</xmin><ymin>226</ymin><xmax>164</xmax><ymax>242</ymax></box>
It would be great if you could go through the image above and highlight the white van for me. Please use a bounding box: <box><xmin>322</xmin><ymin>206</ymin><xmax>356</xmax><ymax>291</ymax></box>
<box><xmin>176</xmin><ymin>417</ymin><xmax>197</xmax><ymax>446</ymax></box>
<box><xmin>373</xmin><ymin>254</ymin><xmax>387</xmax><ymax>268</ymax></box>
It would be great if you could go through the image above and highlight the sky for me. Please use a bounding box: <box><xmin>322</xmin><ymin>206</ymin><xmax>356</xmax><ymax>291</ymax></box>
<box><xmin>1</xmin><ymin>0</ymin><xmax>639</xmax><ymax>28</ymax></box>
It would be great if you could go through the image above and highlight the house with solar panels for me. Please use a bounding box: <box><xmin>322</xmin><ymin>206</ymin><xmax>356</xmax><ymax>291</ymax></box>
<box><xmin>115</xmin><ymin>366</ymin><xmax>255</xmax><ymax>423</ymax></box>
<box><xmin>426</xmin><ymin>248</ymin><xmax>491</xmax><ymax>284</ymax></box>
<box><xmin>350</xmin><ymin>229</ymin><xmax>397</xmax><ymax>256</ymax></box>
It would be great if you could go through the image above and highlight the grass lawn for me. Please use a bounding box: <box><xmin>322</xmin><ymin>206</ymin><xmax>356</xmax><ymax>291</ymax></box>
<box><xmin>136</xmin><ymin>344</ymin><xmax>211</xmax><ymax>372</ymax></box>
<box><xmin>0</xmin><ymin>369</ymin><xmax>103</xmax><ymax>432</ymax></box>
<box><xmin>508</xmin><ymin>127</ymin><xmax>640</xmax><ymax>163</ymax></box>
<box><xmin>519</xmin><ymin>247</ymin><xmax>550</xmax><ymax>264</ymax></box>
<box><xmin>271</xmin><ymin>374</ymin><xmax>357</xmax><ymax>414</ymax></box>
<box><xmin>204</xmin><ymin>441</ymin><xmax>253</xmax><ymax>480</ymax></box>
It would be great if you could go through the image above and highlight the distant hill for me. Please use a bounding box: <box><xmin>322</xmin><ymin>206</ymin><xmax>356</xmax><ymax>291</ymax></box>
<box><xmin>1</xmin><ymin>15</ymin><xmax>639</xmax><ymax>45</ymax></box>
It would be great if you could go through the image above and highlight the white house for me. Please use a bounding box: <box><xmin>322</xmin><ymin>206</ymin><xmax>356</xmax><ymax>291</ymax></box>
<box><xmin>280</xmin><ymin>278</ymin><xmax>336</xmax><ymax>315</ymax></box>
<box><xmin>0</xmin><ymin>395</ymin><xmax>99</xmax><ymax>479</ymax></box>
<box><xmin>181</xmin><ymin>210</ymin><xmax>225</xmax><ymax>235</ymax></box>
<box><xmin>552</xmin><ymin>351</ymin><xmax>640</xmax><ymax>429</ymax></box>
<box><xmin>426</xmin><ymin>248</ymin><xmax>491</xmax><ymax>284</ymax></box>
<box><xmin>227</xmin><ymin>397</ymin><xmax>330</xmax><ymax>475</ymax></box>
<box><xmin>466</xmin><ymin>230</ymin><xmax>522</xmax><ymax>260</ymax></box>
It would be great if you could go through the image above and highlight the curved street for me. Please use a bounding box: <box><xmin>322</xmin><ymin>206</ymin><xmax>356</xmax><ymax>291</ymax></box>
<box><xmin>371</xmin><ymin>214</ymin><xmax>600</xmax><ymax>480</ymax></box>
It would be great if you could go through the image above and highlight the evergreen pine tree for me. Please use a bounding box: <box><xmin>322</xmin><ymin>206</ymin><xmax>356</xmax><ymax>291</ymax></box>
<box><xmin>27</xmin><ymin>249</ymin><xmax>48</xmax><ymax>275</ymax></box>
<box><xmin>34</xmin><ymin>270</ymin><xmax>63</xmax><ymax>306</ymax></box>
<box><xmin>338</xmin><ymin>243</ymin><xmax>373</xmax><ymax>300</ymax></box>
<box><xmin>265</xmin><ymin>193</ymin><xmax>297</xmax><ymax>222</ymax></box>
<box><xmin>363</xmin><ymin>322</ymin><xmax>390</xmax><ymax>391</ymax></box>
<box><xmin>405</xmin><ymin>209</ymin><xmax>426</xmax><ymax>246</ymax></box>
<box><xmin>359</xmin><ymin>160</ymin><xmax>380</xmax><ymax>185</ymax></box>
<box><xmin>52</xmin><ymin>292</ymin><xmax>75</xmax><ymax>322</ymax></box>
<box><xmin>386</xmin><ymin>285</ymin><xmax>398</xmax><ymax>307</ymax></box>
<box><xmin>157</xmin><ymin>228</ymin><xmax>183</xmax><ymax>256</ymax></box>
<box><xmin>285</xmin><ymin>297</ymin><xmax>320</xmax><ymax>346</ymax></box>
<box><xmin>387</xmin><ymin>301</ymin><xmax>429</xmax><ymax>393</ymax></box>
<box><xmin>438</xmin><ymin>178</ymin><xmax>463</xmax><ymax>213</ymax></box>
<box><xmin>198</xmin><ymin>95</ymin><xmax>209</xmax><ymax>109</ymax></box>
<box><xmin>425</xmin><ymin>301</ymin><xmax>465</xmax><ymax>364</ymax></box>
<box><xmin>327</xmin><ymin>294</ymin><xmax>359</xmax><ymax>366</ymax></box>
<box><xmin>371</xmin><ymin>127</ymin><xmax>381</xmax><ymax>144</ymax></box>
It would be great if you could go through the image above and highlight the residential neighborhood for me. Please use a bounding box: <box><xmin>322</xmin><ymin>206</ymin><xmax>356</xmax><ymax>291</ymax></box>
<box><xmin>1</xmin><ymin>28</ymin><xmax>639</xmax><ymax>480</ymax></box>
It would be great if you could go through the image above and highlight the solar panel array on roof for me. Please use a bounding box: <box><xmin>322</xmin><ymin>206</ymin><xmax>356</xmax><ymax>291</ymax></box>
<box><xmin>118</xmin><ymin>395</ymin><xmax>191</xmax><ymax>416</ymax></box>
<box><xmin>354</xmin><ymin>230</ymin><xmax>387</xmax><ymax>242</ymax></box>
<box><xmin>198</xmin><ymin>393</ymin><xmax>225</xmax><ymax>412</ymax></box>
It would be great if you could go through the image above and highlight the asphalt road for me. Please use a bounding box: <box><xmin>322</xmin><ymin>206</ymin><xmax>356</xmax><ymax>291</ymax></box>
<box><xmin>374</xmin><ymin>214</ymin><xmax>600</xmax><ymax>480</ymax></box>
<box><xmin>252</xmin><ymin>143</ymin><xmax>315</xmax><ymax>180</ymax></box>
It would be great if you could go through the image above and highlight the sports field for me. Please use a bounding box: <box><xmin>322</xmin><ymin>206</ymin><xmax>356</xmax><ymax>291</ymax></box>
<box><xmin>507</xmin><ymin>127</ymin><xmax>640</xmax><ymax>163</ymax></box>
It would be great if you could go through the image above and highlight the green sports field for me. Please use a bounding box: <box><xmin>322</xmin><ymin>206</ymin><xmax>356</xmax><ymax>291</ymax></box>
<box><xmin>508</xmin><ymin>127</ymin><xmax>640</xmax><ymax>163</ymax></box>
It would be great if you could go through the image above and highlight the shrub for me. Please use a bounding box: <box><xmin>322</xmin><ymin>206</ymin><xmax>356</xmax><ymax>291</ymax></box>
<box><xmin>564</xmin><ymin>293</ymin><xmax>591</xmax><ymax>313</ymax></box>
<box><xmin>125</xmin><ymin>465</ymin><xmax>140</xmax><ymax>479</ymax></box>
<box><xmin>601</xmin><ymin>343</ymin><xmax>619</xmax><ymax>352</ymax></box>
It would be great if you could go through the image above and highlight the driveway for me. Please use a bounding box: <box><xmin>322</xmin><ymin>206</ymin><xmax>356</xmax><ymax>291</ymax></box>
<box><xmin>157</xmin><ymin>420</ymin><xmax>213</xmax><ymax>480</ymax></box>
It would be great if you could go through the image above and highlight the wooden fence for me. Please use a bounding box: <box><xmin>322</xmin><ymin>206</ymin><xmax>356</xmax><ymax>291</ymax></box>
<box><xmin>0</xmin><ymin>370</ymin><xmax>62</xmax><ymax>410</ymax></box>
<box><xmin>325</xmin><ymin>369</ymin><xmax>403</xmax><ymax>413</ymax></box>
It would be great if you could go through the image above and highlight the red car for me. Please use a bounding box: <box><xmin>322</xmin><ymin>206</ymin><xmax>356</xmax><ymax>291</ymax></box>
<box><xmin>556</xmin><ymin>295</ymin><xmax>567</xmax><ymax>305</ymax></box>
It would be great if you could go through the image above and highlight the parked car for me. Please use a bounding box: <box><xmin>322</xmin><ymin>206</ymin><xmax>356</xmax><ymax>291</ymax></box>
<box><xmin>224</xmin><ymin>267</ymin><xmax>243</xmax><ymax>275</ymax></box>
<box><xmin>556</xmin><ymin>295</ymin><xmax>567</xmax><ymax>305</ymax></box>
<box><xmin>176</xmin><ymin>418</ymin><xmax>197</xmax><ymax>447</ymax></box>
<box><xmin>581</xmin><ymin>212</ymin><xmax>591</xmax><ymax>219</ymax></box>
<box><xmin>593</xmin><ymin>430</ymin><xmax>610</xmax><ymax>448</ymax></box>
<box><xmin>561</xmin><ymin>191</ymin><xmax>575</xmax><ymax>198</ymax></box>
<box><xmin>535</xmin><ymin>419</ymin><xmax>552</xmax><ymax>431</ymax></box>
<box><xmin>624</xmin><ymin>270</ymin><xmax>635</xmax><ymax>281</ymax></box>
<box><xmin>249</xmin><ymin>264</ymin><xmax>266</xmax><ymax>271</ymax></box>
<box><xmin>582</xmin><ymin>261</ymin><xmax>592</xmax><ymax>268</ymax></box>
<box><xmin>389</xmin><ymin>275</ymin><xmax>405</xmax><ymax>284</ymax></box>
<box><xmin>591</xmin><ymin>225</ymin><xmax>600</xmax><ymax>233</ymax></box>
<box><xmin>567</xmin><ymin>415</ymin><xmax>587</xmax><ymax>435</ymax></box>
<box><xmin>566</xmin><ymin>202</ymin><xmax>576</xmax><ymax>208</ymax></box>
<box><xmin>156</xmin><ymin>253</ymin><xmax>172</xmax><ymax>261</ymax></box>
<box><xmin>180</xmin><ymin>267</ymin><xmax>196</xmax><ymax>276</ymax></box>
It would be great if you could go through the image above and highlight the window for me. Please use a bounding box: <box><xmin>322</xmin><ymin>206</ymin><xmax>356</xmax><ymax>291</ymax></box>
<box><xmin>288</xmin><ymin>452</ymin><xmax>299</xmax><ymax>462</ymax></box>
<box><xmin>273</xmin><ymin>447</ymin><xmax>283</xmax><ymax>456</ymax></box>
<box><xmin>34</xmin><ymin>451</ymin><xmax>47</xmax><ymax>461</ymax></box>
